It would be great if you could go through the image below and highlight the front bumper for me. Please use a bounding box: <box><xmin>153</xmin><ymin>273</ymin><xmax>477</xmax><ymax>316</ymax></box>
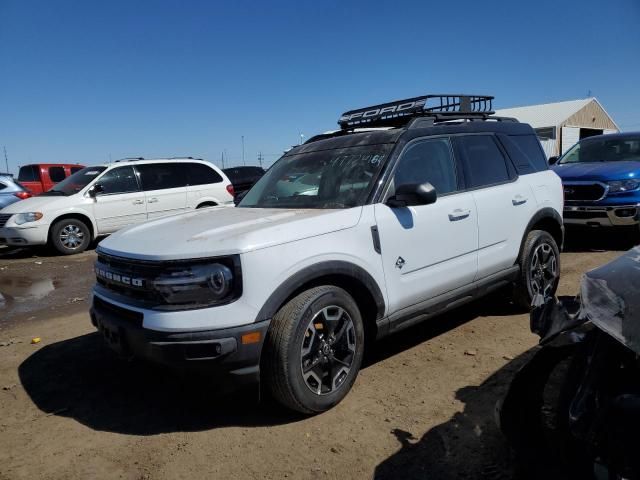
<box><xmin>563</xmin><ymin>204</ymin><xmax>640</xmax><ymax>227</ymax></box>
<box><xmin>90</xmin><ymin>295</ymin><xmax>270</xmax><ymax>387</ymax></box>
<box><xmin>0</xmin><ymin>224</ymin><xmax>49</xmax><ymax>246</ymax></box>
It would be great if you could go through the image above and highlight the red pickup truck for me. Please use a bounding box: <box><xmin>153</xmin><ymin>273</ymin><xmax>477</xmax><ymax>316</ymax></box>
<box><xmin>17</xmin><ymin>163</ymin><xmax>85</xmax><ymax>194</ymax></box>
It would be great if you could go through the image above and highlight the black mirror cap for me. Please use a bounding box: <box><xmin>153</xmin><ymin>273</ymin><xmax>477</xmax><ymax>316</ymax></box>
<box><xmin>386</xmin><ymin>182</ymin><xmax>437</xmax><ymax>208</ymax></box>
<box><xmin>548</xmin><ymin>156</ymin><xmax>560</xmax><ymax>165</ymax></box>
<box><xmin>89</xmin><ymin>183</ymin><xmax>104</xmax><ymax>197</ymax></box>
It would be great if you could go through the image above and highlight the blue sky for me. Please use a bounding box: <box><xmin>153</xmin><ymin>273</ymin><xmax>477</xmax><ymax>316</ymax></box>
<box><xmin>1</xmin><ymin>0</ymin><xmax>639</xmax><ymax>172</ymax></box>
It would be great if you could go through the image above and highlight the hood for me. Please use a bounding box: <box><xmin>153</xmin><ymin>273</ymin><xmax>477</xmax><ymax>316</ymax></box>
<box><xmin>98</xmin><ymin>206</ymin><xmax>363</xmax><ymax>261</ymax></box>
<box><xmin>0</xmin><ymin>194</ymin><xmax>70</xmax><ymax>214</ymax></box>
<box><xmin>552</xmin><ymin>161</ymin><xmax>640</xmax><ymax>182</ymax></box>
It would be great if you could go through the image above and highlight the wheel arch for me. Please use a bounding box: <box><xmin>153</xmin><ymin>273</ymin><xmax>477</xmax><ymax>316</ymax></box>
<box><xmin>517</xmin><ymin>207</ymin><xmax>564</xmax><ymax>262</ymax></box>
<box><xmin>48</xmin><ymin>212</ymin><xmax>96</xmax><ymax>241</ymax></box>
<box><xmin>256</xmin><ymin>261</ymin><xmax>386</xmax><ymax>342</ymax></box>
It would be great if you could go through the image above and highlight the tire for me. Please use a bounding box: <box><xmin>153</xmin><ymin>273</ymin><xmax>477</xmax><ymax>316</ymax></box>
<box><xmin>50</xmin><ymin>218</ymin><xmax>91</xmax><ymax>255</ymax></box>
<box><xmin>263</xmin><ymin>286</ymin><xmax>365</xmax><ymax>414</ymax></box>
<box><xmin>513</xmin><ymin>230</ymin><xmax>560</xmax><ymax>310</ymax></box>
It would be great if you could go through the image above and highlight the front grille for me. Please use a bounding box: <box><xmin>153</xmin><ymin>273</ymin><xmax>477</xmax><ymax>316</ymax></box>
<box><xmin>0</xmin><ymin>214</ymin><xmax>12</xmax><ymax>228</ymax></box>
<box><xmin>95</xmin><ymin>253</ymin><xmax>166</xmax><ymax>306</ymax></box>
<box><xmin>563</xmin><ymin>183</ymin><xmax>606</xmax><ymax>201</ymax></box>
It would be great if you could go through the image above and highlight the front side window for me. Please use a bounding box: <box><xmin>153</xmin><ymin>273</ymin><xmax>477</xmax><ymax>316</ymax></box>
<box><xmin>239</xmin><ymin>144</ymin><xmax>391</xmax><ymax>209</ymax></box>
<box><xmin>457</xmin><ymin>135</ymin><xmax>510</xmax><ymax>188</ymax></box>
<box><xmin>18</xmin><ymin>165</ymin><xmax>39</xmax><ymax>183</ymax></box>
<box><xmin>43</xmin><ymin>166</ymin><xmax>107</xmax><ymax>196</ymax></box>
<box><xmin>392</xmin><ymin>138</ymin><xmax>457</xmax><ymax>196</ymax></box>
<box><xmin>559</xmin><ymin>136</ymin><xmax>640</xmax><ymax>164</ymax></box>
<box><xmin>48</xmin><ymin>166</ymin><xmax>66</xmax><ymax>183</ymax></box>
<box><xmin>97</xmin><ymin>166</ymin><xmax>139</xmax><ymax>195</ymax></box>
<box><xmin>137</xmin><ymin>163</ymin><xmax>187</xmax><ymax>191</ymax></box>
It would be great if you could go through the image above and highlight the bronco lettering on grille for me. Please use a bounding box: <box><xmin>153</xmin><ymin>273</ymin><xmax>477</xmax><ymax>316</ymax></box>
<box><xmin>95</xmin><ymin>267</ymin><xmax>144</xmax><ymax>287</ymax></box>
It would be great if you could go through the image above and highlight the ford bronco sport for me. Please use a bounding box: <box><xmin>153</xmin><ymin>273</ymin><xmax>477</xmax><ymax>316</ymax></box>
<box><xmin>90</xmin><ymin>94</ymin><xmax>564</xmax><ymax>413</ymax></box>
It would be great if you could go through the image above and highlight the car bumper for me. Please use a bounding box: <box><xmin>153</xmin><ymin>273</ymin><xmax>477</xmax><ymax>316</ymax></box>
<box><xmin>563</xmin><ymin>204</ymin><xmax>640</xmax><ymax>226</ymax></box>
<box><xmin>0</xmin><ymin>224</ymin><xmax>49</xmax><ymax>246</ymax></box>
<box><xmin>90</xmin><ymin>295</ymin><xmax>270</xmax><ymax>387</ymax></box>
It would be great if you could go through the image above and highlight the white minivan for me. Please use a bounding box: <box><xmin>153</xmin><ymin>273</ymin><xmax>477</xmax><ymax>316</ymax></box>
<box><xmin>0</xmin><ymin>158</ymin><xmax>234</xmax><ymax>254</ymax></box>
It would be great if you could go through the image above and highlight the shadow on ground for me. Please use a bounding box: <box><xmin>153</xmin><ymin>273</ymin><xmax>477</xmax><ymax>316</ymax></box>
<box><xmin>373</xmin><ymin>349</ymin><xmax>535</xmax><ymax>480</ymax></box>
<box><xmin>563</xmin><ymin>225</ymin><xmax>638</xmax><ymax>252</ymax></box>
<box><xmin>18</xmin><ymin>290</ymin><xmax>524</xmax><ymax>437</ymax></box>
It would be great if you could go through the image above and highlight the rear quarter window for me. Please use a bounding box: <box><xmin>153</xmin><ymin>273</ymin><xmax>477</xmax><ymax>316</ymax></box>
<box><xmin>499</xmin><ymin>134</ymin><xmax>549</xmax><ymax>174</ymax></box>
<box><xmin>186</xmin><ymin>163</ymin><xmax>223</xmax><ymax>185</ymax></box>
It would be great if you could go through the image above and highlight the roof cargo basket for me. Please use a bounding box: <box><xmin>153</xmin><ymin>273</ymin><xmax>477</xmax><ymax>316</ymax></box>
<box><xmin>338</xmin><ymin>94</ymin><xmax>495</xmax><ymax>129</ymax></box>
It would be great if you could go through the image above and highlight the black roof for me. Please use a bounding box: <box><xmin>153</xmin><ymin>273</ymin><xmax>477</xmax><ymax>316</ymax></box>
<box><xmin>579</xmin><ymin>131</ymin><xmax>639</xmax><ymax>143</ymax></box>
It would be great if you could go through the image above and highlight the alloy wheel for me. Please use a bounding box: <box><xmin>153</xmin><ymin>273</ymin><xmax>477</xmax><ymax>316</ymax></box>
<box><xmin>530</xmin><ymin>243</ymin><xmax>558</xmax><ymax>298</ymax></box>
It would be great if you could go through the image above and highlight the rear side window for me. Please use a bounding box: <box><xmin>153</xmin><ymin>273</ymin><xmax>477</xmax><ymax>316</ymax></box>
<box><xmin>71</xmin><ymin>166</ymin><xmax>84</xmax><ymax>174</ymax></box>
<box><xmin>456</xmin><ymin>135</ymin><xmax>510</xmax><ymax>188</ymax></box>
<box><xmin>18</xmin><ymin>165</ymin><xmax>39</xmax><ymax>182</ymax></box>
<box><xmin>49</xmin><ymin>166</ymin><xmax>66</xmax><ymax>183</ymax></box>
<box><xmin>186</xmin><ymin>163</ymin><xmax>223</xmax><ymax>185</ymax></box>
<box><xmin>394</xmin><ymin>138</ymin><xmax>457</xmax><ymax>195</ymax></box>
<box><xmin>137</xmin><ymin>163</ymin><xmax>187</xmax><ymax>191</ymax></box>
<box><xmin>97</xmin><ymin>166</ymin><xmax>139</xmax><ymax>194</ymax></box>
<box><xmin>0</xmin><ymin>182</ymin><xmax>6</xmax><ymax>191</ymax></box>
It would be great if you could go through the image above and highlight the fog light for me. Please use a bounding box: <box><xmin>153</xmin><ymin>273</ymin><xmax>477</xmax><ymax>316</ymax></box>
<box><xmin>615</xmin><ymin>208</ymin><xmax>636</xmax><ymax>218</ymax></box>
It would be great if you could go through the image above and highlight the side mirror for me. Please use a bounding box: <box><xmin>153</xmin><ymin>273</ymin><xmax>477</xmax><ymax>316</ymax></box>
<box><xmin>548</xmin><ymin>156</ymin><xmax>560</xmax><ymax>166</ymax></box>
<box><xmin>89</xmin><ymin>183</ymin><xmax>104</xmax><ymax>198</ymax></box>
<box><xmin>386</xmin><ymin>182</ymin><xmax>437</xmax><ymax>208</ymax></box>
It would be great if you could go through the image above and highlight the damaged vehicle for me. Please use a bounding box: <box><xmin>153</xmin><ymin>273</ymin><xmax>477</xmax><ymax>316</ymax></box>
<box><xmin>498</xmin><ymin>247</ymin><xmax>640</xmax><ymax>479</ymax></box>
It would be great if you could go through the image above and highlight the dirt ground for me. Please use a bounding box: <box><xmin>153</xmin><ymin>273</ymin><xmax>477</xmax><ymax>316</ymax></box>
<box><xmin>0</xmin><ymin>230</ymin><xmax>635</xmax><ymax>480</ymax></box>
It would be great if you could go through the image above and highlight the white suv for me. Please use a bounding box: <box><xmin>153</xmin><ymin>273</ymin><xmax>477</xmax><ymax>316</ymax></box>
<box><xmin>0</xmin><ymin>158</ymin><xmax>234</xmax><ymax>255</ymax></box>
<box><xmin>90</xmin><ymin>95</ymin><xmax>564</xmax><ymax>413</ymax></box>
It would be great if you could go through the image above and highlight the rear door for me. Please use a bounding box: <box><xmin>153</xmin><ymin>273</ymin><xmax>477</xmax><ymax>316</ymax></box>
<box><xmin>374</xmin><ymin>137</ymin><xmax>479</xmax><ymax>316</ymax></box>
<box><xmin>454</xmin><ymin>134</ymin><xmax>535</xmax><ymax>280</ymax></box>
<box><xmin>185</xmin><ymin>162</ymin><xmax>226</xmax><ymax>208</ymax></box>
<box><xmin>136</xmin><ymin>163</ymin><xmax>188</xmax><ymax>219</ymax></box>
<box><xmin>92</xmin><ymin>165</ymin><xmax>146</xmax><ymax>234</ymax></box>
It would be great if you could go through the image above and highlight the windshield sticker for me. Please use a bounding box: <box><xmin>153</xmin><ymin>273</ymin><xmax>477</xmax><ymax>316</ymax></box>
<box><xmin>85</xmin><ymin>171</ymin><xmax>101</xmax><ymax>176</ymax></box>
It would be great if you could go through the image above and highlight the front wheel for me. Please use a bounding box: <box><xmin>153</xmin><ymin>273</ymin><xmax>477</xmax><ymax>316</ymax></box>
<box><xmin>50</xmin><ymin>219</ymin><xmax>91</xmax><ymax>255</ymax></box>
<box><xmin>263</xmin><ymin>286</ymin><xmax>364</xmax><ymax>414</ymax></box>
<box><xmin>513</xmin><ymin>230</ymin><xmax>560</xmax><ymax>310</ymax></box>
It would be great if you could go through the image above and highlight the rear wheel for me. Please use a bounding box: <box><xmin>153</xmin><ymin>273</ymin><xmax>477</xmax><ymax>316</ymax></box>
<box><xmin>50</xmin><ymin>219</ymin><xmax>91</xmax><ymax>255</ymax></box>
<box><xmin>263</xmin><ymin>286</ymin><xmax>364</xmax><ymax>414</ymax></box>
<box><xmin>513</xmin><ymin>230</ymin><xmax>560</xmax><ymax>310</ymax></box>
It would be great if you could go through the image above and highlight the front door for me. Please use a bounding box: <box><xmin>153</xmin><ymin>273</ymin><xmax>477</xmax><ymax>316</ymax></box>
<box><xmin>374</xmin><ymin>137</ymin><xmax>478</xmax><ymax>317</ymax></box>
<box><xmin>92</xmin><ymin>166</ymin><xmax>146</xmax><ymax>234</ymax></box>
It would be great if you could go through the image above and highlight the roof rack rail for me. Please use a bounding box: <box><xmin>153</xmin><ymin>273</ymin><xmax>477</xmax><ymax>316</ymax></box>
<box><xmin>0</xmin><ymin>172</ymin><xmax>13</xmax><ymax>177</ymax></box>
<box><xmin>115</xmin><ymin>157</ymin><xmax>145</xmax><ymax>162</ymax></box>
<box><xmin>338</xmin><ymin>94</ymin><xmax>496</xmax><ymax>129</ymax></box>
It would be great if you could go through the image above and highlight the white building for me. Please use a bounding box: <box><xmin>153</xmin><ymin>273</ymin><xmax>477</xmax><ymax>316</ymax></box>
<box><xmin>495</xmin><ymin>98</ymin><xmax>619</xmax><ymax>158</ymax></box>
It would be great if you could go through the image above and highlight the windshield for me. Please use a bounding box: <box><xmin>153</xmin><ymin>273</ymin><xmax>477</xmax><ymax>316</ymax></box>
<box><xmin>559</xmin><ymin>136</ymin><xmax>640</xmax><ymax>164</ymax></box>
<box><xmin>238</xmin><ymin>144</ymin><xmax>391</xmax><ymax>209</ymax></box>
<box><xmin>43</xmin><ymin>166</ymin><xmax>107</xmax><ymax>196</ymax></box>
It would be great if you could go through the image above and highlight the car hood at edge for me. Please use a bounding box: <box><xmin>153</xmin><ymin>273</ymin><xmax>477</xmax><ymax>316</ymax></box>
<box><xmin>98</xmin><ymin>206</ymin><xmax>363</xmax><ymax>261</ymax></box>
<box><xmin>0</xmin><ymin>194</ymin><xmax>74</xmax><ymax>214</ymax></box>
<box><xmin>551</xmin><ymin>160</ymin><xmax>640</xmax><ymax>181</ymax></box>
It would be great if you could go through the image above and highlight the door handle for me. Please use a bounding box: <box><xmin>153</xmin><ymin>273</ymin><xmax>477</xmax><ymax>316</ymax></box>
<box><xmin>132</xmin><ymin>199</ymin><xmax>144</xmax><ymax>205</ymax></box>
<box><xmin>512</xmin><ymin>195</ymin><xmax>528</xmax><ymax>206</ymax></box>
<box><xmin>448</xmin><ymin>209</ymin><xmax>471</xmax><ymax>221</ymax></box>
<box><xmin>148</xmin><ymin>198</ymin><xmax>158</xmax><ymax>203</ymax></box>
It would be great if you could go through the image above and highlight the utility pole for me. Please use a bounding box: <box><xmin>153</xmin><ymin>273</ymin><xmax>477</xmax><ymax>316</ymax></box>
<box><xmin>3</xmin><ymin>146</ymin><xmax>8</xmax><ymax>174</ymax></box>
<box><xmin>241</xmin><ymin>136</ymin><xmax>245</xmax><ymax>166</ymax></box>
<box><xmin>221</xmin><ymin>150</ymin><xmax>225</xmax><ymax>169</ymax></box>
<box><xmin>257</xmin><ymin>151</ymin><xmax>263</xmax><ymax>168</ymax></box>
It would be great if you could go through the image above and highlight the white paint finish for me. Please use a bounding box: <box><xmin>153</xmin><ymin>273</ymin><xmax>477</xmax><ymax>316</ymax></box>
<box><xmin>144</xmin><ymin>186</ymin><xmax>187</xmax><ymax>219</ymax></box>
<box><xmin>93</xmin><ymin>191</ymin><xmax>147</xmax><ymax>234</ymax></box>
<box><xmin>561</xmin><ymin>126</ymin><xmax>581</xmax><ymax>154</ymax></box>
<box><xmin>374</xmin><ymin>193</ymin><xmax>478</xmax><ymax>314</ymax></box>
<box><xmin>472</xmin><ymin>179</ymin><xmax>536</xmax><ymax>279</ymax></box>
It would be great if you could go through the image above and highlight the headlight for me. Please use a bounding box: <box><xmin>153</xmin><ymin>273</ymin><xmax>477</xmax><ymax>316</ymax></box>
<box><xmin>607</xmin><ymin>179</ymin><xmax>640</xmax><ymax>193</ymax></box>
<box><xmin>152</xmin><ymin>263</ymin><xmax>237</xmax><ymax>308</ymax></box>
<box><xmin>13</xmin><ymin>212</ymin><xmax>43</xmax><ymax>225</ymax></box>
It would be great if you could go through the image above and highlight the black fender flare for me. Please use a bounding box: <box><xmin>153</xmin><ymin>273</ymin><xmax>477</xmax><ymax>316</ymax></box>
<box><xmin>517</xmin><ymin>207</ymin><xmax>564</xmax><ymax>259</ymax></box>
<box><xmin>255</xmin><ymin>260</ymin><xmax>386</xmax><ymax>323</ymax></box>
